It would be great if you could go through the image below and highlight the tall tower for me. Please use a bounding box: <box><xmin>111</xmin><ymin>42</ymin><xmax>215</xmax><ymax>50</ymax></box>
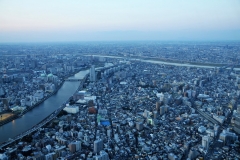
<box><xmin>90</xmin><ymin>65</ymin><xmax>96</xmax><ymax>82</ymax></box>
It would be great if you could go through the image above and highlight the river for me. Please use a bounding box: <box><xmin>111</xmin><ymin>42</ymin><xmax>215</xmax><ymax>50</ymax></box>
<box><xmin>87</xmin><ymin>55</ymin><xmax>240</xmax><ymax>70</ymax></box>
<box><xmin>0</xmin><ymin>70</ymin><xmax>89</xmax><ymax>143</ymax></box>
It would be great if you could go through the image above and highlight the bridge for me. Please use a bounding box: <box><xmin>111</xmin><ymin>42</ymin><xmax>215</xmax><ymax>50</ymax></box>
<box><xmin>65</xmin><ymin>78</ymin><xmax>82</xmax><ymax>81</ymax></box>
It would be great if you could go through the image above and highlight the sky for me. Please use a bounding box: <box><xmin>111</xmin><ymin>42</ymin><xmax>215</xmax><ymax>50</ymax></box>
<box><xmin>0</xmin><ymin>0</ymin><xmax>240</xmax><ymax>42</ymax></box>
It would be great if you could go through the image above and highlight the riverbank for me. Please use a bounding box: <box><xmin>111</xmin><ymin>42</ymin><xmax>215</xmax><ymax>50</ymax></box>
<box><xmin>0</xmin><ymin>114</ymin><xmax>18</xmax><ymax>126</ymax></box>
<box><xmin>0</xmin><ymin>81</ymin><xmax>64</xmax><ymax>127</ymax></box>
<box><xmin>19</xmin><ymin>81</ymin><xmax>65</xmax><ymax>116</ymax></box>
<box><xmin>0</xmin><ymin>71</ymin><xmax>89</xmax><ymax>148</ymax></box>
<box><xmin>0</xmin><ymin>70</ymin><xmax>84</xmax><ymax>127</ymax></box>
<box><xmin>130</xmin><ymin>55</ymin><xmax>234</xmax><ymax>67</ymax></box>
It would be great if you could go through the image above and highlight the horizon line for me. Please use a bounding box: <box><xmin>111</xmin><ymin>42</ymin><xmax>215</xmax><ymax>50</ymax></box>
<box><xmin>1</xmin><ymin>39</ymin><xmax>240</xmax><ymax>44</ymax></box>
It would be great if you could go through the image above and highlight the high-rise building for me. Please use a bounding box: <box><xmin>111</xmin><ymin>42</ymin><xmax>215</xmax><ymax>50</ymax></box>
<box><xmin>136</xmin><ymin>122</ymin><xmax>143</xmax><ymax>131</ymax></box>
<box><xmin>153</xmin><ymin>111</ymin><xmax>158</xmax><ymax>119</ymax></box>
<box><xmin>160</xmin><ymin>105</ymin><xmax>168</xmax><ymax>115</ymax></box>
<box><xmin>160</xmin><ymin>106</ymin><xmax>165</xmax><ymax>115</ymax></box>
<box><xmin>107</xmin><ymin>129</ymin><xmax>112</xmax><ymax>137</ymax></box>
<box><xmin>202</xmin><ymin>136</ymin><xmax>210</xmax><ymax>150</ymax></box>
<box><xmin>0</xmin><ymin>87</ymin><xmax>4</xmax><ymax>96</ymax></box>
<box><xmin>233</xmin><ymin>105</ymin><xmax>240</xmax><ymax>134</ymax></box>
<box><xmin>68</xmin><ymin>143</ymin><xmax>76</xmax><ymax>153</ymax></box>
<box><xmin>2</xmin><ymin>98</ymin><xmax>9</xmax><ymax>110</ymax></box>
<box><xmin>74</xmin><ymin>141</ymin><xmax>81</xmax><ymax>151</ymax></box>
<box><xmin>84</xmin><ymin>135</ymin><xmax>90</xmax><ymax>143</ymax></box>
<box><xmin>156</xmin><ymin>101</ymin><xmax>160</xmax><ymax>112</ymax></box>
<box><xmin>90</xmin><ymin>65</ymin><xmax>96</xmax><ymax>82</ymax></box>
<box><xmin>94</xmin><ymin>139</ymin><xmax>103</xmax><ymax>153</ymax></box>
<box><xmin>143</xmin><ymin>109</ymin><xmax>150</xmax><ymax>118</ymax></box>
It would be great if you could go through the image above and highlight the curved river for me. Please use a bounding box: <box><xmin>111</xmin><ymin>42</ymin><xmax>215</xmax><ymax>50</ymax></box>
<box><xmin>0</xmin><ymin>70</ymin><xmax>89</xmax><ymax>143</ymax></box>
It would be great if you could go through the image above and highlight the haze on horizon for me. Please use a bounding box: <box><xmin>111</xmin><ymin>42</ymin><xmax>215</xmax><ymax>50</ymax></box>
<box><xmin>0</xmin><ymin>0</ymin><xmax>240</xmax><ymax>43</ymax></box>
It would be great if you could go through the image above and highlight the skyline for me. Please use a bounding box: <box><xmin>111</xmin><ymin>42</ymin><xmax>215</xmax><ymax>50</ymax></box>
<box><xmin>0</xmin><ymin>0</ymin><xmax>240</xmax><ymax>42</ymax></box>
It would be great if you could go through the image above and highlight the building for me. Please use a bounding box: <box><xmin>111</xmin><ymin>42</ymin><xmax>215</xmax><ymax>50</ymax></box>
<box><xmin>68</xmin><ymin>143</ymin><xmax>76</xmax><ymax>153</ymax></box>
<box><xmin>156</xmin><ymin>92</ymin><xmax>164</xmax><ymax>102</ymax></box>
<box><xmin>63</xmin><ymin>105</ymin><xmax>79</xmax><ymax>114</ymax></box>
<box><xmin>32</xmin><ymin>154</ymin><xmax>45</xmax><ymax>160</ymax></box>
<box><xmin>94</xmin><ymin>139</ymin><xmax>103</xmax><ymax>153</ymax></box>
<box><xmin>45</xmin><ymin>153</ymin><xmax>56</xmax><ymax>160</ymax></box>
<box><xmin>156</xmin><ymin>101</ymin><xmax>161</xmax><ymax>112</ymax></box>
<box><xmin>202</xmin><ymin>136</ymin><xmax>210</xmax><ymax>150</ymax></box>
<box><xmin>90</xmin><ymin>65</ymin><xmax>96</xmax><ymax>82</ymax></box>
<box><xmin>168</xmin><ymin>153</ymin><xmax>178</xmax><ymax>160</ymax></box>
<box><xmin>136</xmin><ymin>122</ymin><xmax>143</xmax><ymax>131</ymax></box>
<box><xmin>160</xmin><ymin>105</ymin><xmax>168</xmax><ymax>115</ymax></box>
<box><xmin>74</xmin><ymin>141</ymin><xmax>81</xmax><ymax>151</ymax></box>
<box><xmin>44</xmin><ymin>83</ymin><xmax>55</xmax><ymax>92</ymax></box>
<box><xmin>219</xmin><ymin>129</ymin><xmax>238</xmax><ymax>145</ymax></box>
<box><xmin>143</xmin><ymin>109</ymin><xmax>150</xmax><ymax>118</ymax></box>
<box><xmin>0</xmin><ymin>153</ymin><xmax>8</xmax><ymax>160</ymax></box>
<box><xmin>94</xmin><ymin>150</ymin><xmax>109</xmax><ymax>160</ymax></box>
<box><xmin>233</xmin><ymin>105</ymin><xmax>240</xmax><ymax>134</ymax></box>
<box><xmin>34</xmin><ymin>90</ymin><xmax>44</xmax><ymax>100</ymax></box>
<box><xmin>2</xmin><ymin>98</ymin><xmax>9</xmax><ymax>110</ymax></box>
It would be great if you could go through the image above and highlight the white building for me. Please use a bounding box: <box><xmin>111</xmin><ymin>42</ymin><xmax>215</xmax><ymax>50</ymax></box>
<box><xmin>11</xmin><ymin>105</ymin><xmax>26</xmax><ymax>111</ymax></box>
<box><xmin>157</xmin><ymin>92</ymin><xmax>164</xmax><ymax>102</ymax></box>
<box><xmin>63</xmin><ymin>105</ymin><xmax>79</xmax><ymax>114</ymax></box>
<box><xmin>84</xmin><ymin>96</ymin><xmax>96</xmax><ymax>102</ymax></box>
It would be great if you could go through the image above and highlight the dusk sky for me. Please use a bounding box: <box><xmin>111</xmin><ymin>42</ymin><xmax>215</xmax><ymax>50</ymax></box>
<box><xmin>0</xmin><ymin>0</ymin><xmax>240</xmax><ymax>42</ymax></box>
